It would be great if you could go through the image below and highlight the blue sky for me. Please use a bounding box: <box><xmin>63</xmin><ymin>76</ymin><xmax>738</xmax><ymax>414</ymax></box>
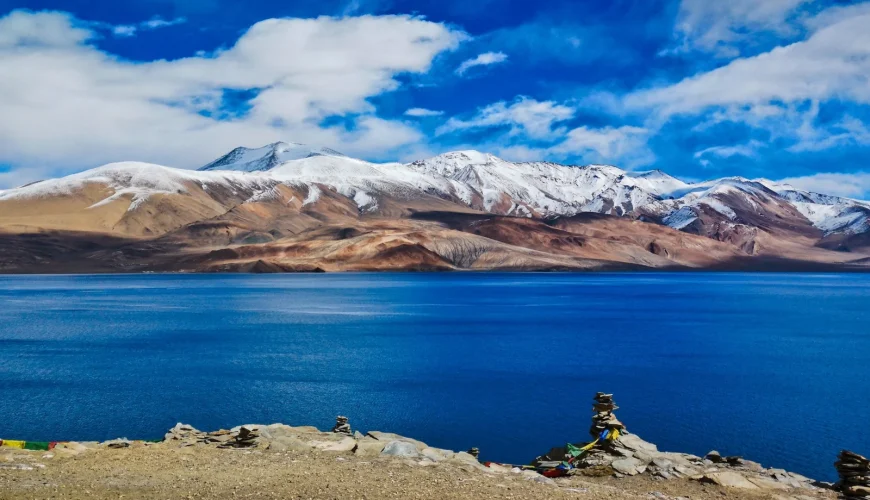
<box><xmin>1</xmin><ymin>0</ymin><xmax>870</xmax><ymax>197</ymax></box>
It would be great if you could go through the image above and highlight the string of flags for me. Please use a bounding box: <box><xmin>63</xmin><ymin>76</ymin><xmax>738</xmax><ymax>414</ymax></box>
<box><xmin>0</xmin><ymin>440</ymin><xmax>58</xmax><ymax>451</ymax></box>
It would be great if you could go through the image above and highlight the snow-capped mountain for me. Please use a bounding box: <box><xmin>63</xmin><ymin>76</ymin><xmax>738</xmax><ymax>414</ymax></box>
<box><xmin>750</xmin><ymin>182</ymin><xmax>870</xmax><ymax>235</ymax></box>
<box><xmin>2</xmin><ymin>141</ymin><xmax>869</xmax><ymax>273</ymax></box>
<box><xmin>406</xmin><ymin>151</ymin><xmax>688</xmax><ymax>217</ymax></box>
<box><xmin>199</xmin><ymin>141</ymin><xmax>346</xmax><ymax>172</ymax></box>
<box><xmin>3</xmin><ymin>141</ymin><xmax>869</xmax><ymax>242</ymax></box>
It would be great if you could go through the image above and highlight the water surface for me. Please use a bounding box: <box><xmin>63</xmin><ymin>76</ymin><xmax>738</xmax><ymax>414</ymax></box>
<box><xmin>1</xmin><ymin>273</ymin><xmax>868</xmax><ymax>481</ymax></box>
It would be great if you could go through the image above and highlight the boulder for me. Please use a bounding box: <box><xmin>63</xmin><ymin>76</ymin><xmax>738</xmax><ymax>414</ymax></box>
<box><xmin>309</xmin><ymin>437</ymin><xmax>356</xmax><ymax>452</ymax></box>
<box><xmin>353</xmin><ymin>439</ymin><xmax>386</xmax><ymax>457</ymax></box>
<box><xmin>420</xmin><ymin>448</ymin><xmax>454</xmax><ymax>462</ymax></box>
<box><xmin>746</xmin><ymin>477</ymin><xmax>792</xmax><ymax>491</ymax></box>
<box><xmin>289</xmin><ymin>426</ymin><xmax>320</xmax><ymax>433</ymax></box>
<box><xmin>380</xmin><ymin>441</ymin><xmax>420</xmax><ymax>458</ymax></box>
<box><xmin>705</xmin><ymin>451</ymin><xmax>723</xmax><ymax>463</ymax></box>
<box><xmin>672</xmin><ymin>465</ymin><xmax>699</xmax><ymax>477</ymax></box>
<box><xmin>448</xmin><ymin>452</ymin><xmax>486</xmax><ymax>471</ymax></box>
<box><xmin>633</xmin><ymin>450</ymin><xmax>655</xmax><ymax>465</ymax></box>
<box><xmin>696</xmin><ymin>471</ymin><xmax>761</xmax><ymax>490</ymax></box>
<box><xmin>612</xmin><ymin>457</ymin><xmax>643</xmax><ymax>476</ymax></box>
<box><xmin>486</xmin><ymin>463</ymin><xmax>511</xmax><ymax>474</ymax></box>
<box><xmin>617</xmin><ymin>434</ymin><xmax>658</xmax><ymax>453</ymax></box>
<box><xmin>267</xmin><ymin>436</ymin><xmax>311</xmax><ymax>452</ymax></box>
<box><xmin>366</xmin><ymin>431</ymin><xmax>427</xmax><ymax>451</ymax></box>
<box><xmin>652</xmin><ymin>457</ymin><xmax>674</xmax><ymax>470</ymax></box>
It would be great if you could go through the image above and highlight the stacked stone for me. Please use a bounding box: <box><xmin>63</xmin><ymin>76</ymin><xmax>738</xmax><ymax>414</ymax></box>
<box><xmin>589</xmin><ymin>393</ymin><xmax>625</xmax><ymax>440</ymax></box>
<box><xmin>836</xmin><ymin>450</ymin><xmax>870</xmax><ymax>499</ymax></box>
<box><xmin>332</xmin><ymin>416</ymin><xmax>351</xmax><ymax>435</ymax></box>
<box><xmin>225</xmin><ymin>426</ymin><xmax>259</xmax><ymax>448</ymax></box>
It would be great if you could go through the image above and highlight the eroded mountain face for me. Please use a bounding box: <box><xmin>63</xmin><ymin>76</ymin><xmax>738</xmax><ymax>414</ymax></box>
<box><xmin>0</xmin><ymin>142</ymin><xmax>868</xmax><ymax>273</ymax></box>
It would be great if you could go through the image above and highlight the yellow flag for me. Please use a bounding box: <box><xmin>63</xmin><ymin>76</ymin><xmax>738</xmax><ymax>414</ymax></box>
<box><xmin>1</xmin><ymin>440</ymin><xmax>26</xmax><ymax>449</ymax></box>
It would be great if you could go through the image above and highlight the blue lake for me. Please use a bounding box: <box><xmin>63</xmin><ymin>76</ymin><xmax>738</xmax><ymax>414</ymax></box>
<box><xmin>1</xmin><ymin>273</ymin><xmax>868</xmax><ymax>481</ymax></box>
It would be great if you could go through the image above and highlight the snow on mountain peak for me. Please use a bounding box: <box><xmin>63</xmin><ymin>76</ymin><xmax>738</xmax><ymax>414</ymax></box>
<box><xmin>199</xmin><ymin>142</ymin><xmax>346</xmax><ymax>172</ymax></box>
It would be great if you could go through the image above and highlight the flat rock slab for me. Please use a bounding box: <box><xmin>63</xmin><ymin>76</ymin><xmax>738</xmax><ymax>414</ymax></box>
<box><xmin>353</xmin><ymin>440</ymin><xmax>386</xmax><ymax>457</ymax></box>
<box><xmin>612</xmin><ymin>458</ymin><xmax>643</xmax><ymax>476</ymax></box>
<box><xmin>696</xmin><ymin>471</ymin><xmax>761</xmax><ymax>490</ymax></box>
<box><xmin>311</xmin><ymin>437</ymin><xmax>357</xmax><ymax>452</ymax></box>
<box><xmin>381</xmin><ymin>441</ymin><xmax>420</xmax><ymax>458</ymax></box>
<box><xmin>366</xmin><ymin>432</ymin><xmax>427</xmax><ymax>451</ymax></box>
<box><xmin>617</xmin><ymin>434</ymin><xmax>658</xmax><ymax>453</ymax></box>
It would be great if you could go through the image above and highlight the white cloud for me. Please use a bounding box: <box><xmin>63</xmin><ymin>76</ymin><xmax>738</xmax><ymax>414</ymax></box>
<box><xmin>776</xmin><ymin>172</ymin><xmax>870</xmax><ymax>200</ymax></box>
<box><xmin>111</xmin><ymin>16</ymin><xmax>187</xmax><ymax>37</ymax></box>
<box><xmin>404</xmin><ymin>107</ymin><xmax>444</xmax><ymax>117</ymax></box>
<box><xmin>455</xmin><ymin>51</ymin><xmax>507</xmax><ymax>75</ymax></box>
<box><xmin>437</xmin><ymin>97</ymin><xmax>574</xmax><ymax>140</ymax></box>
<box><xmin>789</xmin><ymin>116</ymin><xmax>870</xmax><ymax>153</ymax></box>
<box><xmin>630</xmin><ymin>9</ymin><xmax>870</xmax><ymax>116</ymax></box>
<box><xmin>436</xmin><ymin>96</ymin><xmax>652</xmax><ymax>167</ymax></box>
<box><xmin>551</xmin><ymin>125</ymin><xmax>653</xmax><ymax>168</ymax></box>
<box><xmin>112</xmin><ymin>25</ymin><xmax>138</xmax><ymax>37</ymax></box>
<box><xmin>141</xmin><ymin>16</ymin><xmax>187</xmax><ymax>29</ymax></box>
<box><xmin>801</xmin><ymin>2</ymin><xmax>870</xmax><ymax>31</ymax></box>
<box><xmin>668</xmin><ymin>0</ymin><xmax>810</xmax><ymax>57</ymax></box>
<box><xmin>694</xmin><ymin>140</ymin><xmax>765</xmax><ymax>167</ymax></box>
<box><xmin>0</xmin><ymin>9</ymin><xmax>92</xmax><ymax>47</ymax></box>
<box><xmin>0</xmin><ymin>10</ymin><xmax>465</xmax><ymax>187</ymax></box>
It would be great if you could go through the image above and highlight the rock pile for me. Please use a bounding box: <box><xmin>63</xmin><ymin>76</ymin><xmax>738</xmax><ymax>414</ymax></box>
<box><xmin>836</xmin><ymin>450</ymin><xmax>870</xmax><ymax>498</ymax></box>
<box><xmin>220</xmin><ymin>426</ymin><xmax>260</xmax><ymax>448</ymax></box>
<box><xmin>589</xmin><ymin>393</ymin><xmax>624</xmax><ymax>440</ymax></box>
<box><xmin>332</xmin><ymin>416</ymin><xmax>351</xmax><ymax>435</ymax></box>
<box><xmin>531</xmin><ymin>392</ymin><xmax>821</xmax><ymax>495</ymax></box>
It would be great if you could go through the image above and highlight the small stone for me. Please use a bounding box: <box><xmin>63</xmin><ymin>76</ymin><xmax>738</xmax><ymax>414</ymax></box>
<box><xmin>844</xmin><ymin>485</ymin><xmax>870</xmax><ymax>497</ymax></box>
<box><xmin>103</xmin><ymin>439</ymin><xmax>131</xmax><ymax>449</ymax></box>
<box><xmin>705</xmin><ymin>450</ymin><xmax>723</xmax><ymax>463</ymax></box>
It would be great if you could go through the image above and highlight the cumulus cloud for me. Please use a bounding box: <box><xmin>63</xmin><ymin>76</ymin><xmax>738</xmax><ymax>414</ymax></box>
<box><xmin>616</xmin><ymin>4</ymin><xmax>870</xmax><ymax>161</ymax></box>
<box><xmin>0</xmin><ymin>10</ymin><xmax>465</xmax><ymax>186</ymax></box>
<box><xmin>404</xmin><ymin>107</ymin><xmax>444</xmax><ymax>117</ymax></box>
<box><xmin>455</xmin><ymin>51</ymin><xmax>507</xmax><ymax>75</ymax></box>
<box><xmin>776</xmin><ymin>172</ymin><xmax>870</xmax><ymax>200</ymax></box>
<box><xmin>668</xmin><ymin>0</ymin><xmax>810</xmax><ymax>57</ymax></box>
<box><xmin>437</xmin><ymin>97</ymin><xmax>574</xmax><ymax>140</ymax></box>
<box><xmin>630</xmin><ymin>10</ymin><xmax>870</xmax><ymax>116</ymax></box>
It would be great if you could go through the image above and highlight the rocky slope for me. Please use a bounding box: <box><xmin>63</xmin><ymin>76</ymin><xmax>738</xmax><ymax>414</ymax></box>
<box><xmin>0</xmin><ymin>142</ymin><xmax>868</xmax><ymax>273</ymax></box>
<box><xmin>0</xmin><ymin>420</ymin><xmax>838</xmax><ymax>500</ymax></box>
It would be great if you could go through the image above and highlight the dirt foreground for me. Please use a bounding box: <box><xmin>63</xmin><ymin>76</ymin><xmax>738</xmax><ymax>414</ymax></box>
<box><xmin>0</xmin><ymin>423</ymin><xmax>838</xmax><ymax>500</ymax></box>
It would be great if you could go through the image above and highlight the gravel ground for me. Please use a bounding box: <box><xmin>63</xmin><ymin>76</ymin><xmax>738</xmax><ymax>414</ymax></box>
<box><xmin>0</xmin><ymin>444</ymin><xmax>837</xmax><ymax>500</ymax></box>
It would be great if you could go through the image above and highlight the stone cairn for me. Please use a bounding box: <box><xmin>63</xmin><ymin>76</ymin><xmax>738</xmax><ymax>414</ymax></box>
<box><xmin>836</xmin><ymin>450</ymin><xmax>870</xmax><ymax>499</ymax></box>
<box><xmin>332</xmin><ymin>416</ymin><xmax>351</xmax><ymax>436</ymax></box>
<box><xmin>589</xmin><ymin>392</ymin><xmax>625</xmax><ymax>442</ymax></box>
<box><xmin>467</xmin><ymin>447</ymin><xmax>480</xmax><ymax>459</ymax></box>
<box><xmin>222</xmin><ymin>426</ymin><xmax>260</xmax><ymax>448</ymax></box>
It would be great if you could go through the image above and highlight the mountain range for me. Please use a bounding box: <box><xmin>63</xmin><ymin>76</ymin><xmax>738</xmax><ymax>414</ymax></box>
<box><xmin>1</xmin><ymin>141</ymin><xmax>868</xmax><ymax>273</ymax></box>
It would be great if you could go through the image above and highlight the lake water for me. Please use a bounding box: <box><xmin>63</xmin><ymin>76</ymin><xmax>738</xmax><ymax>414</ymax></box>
<box><xmin>1</xmin><ymin>273</ymin><xmax>868</xmax><ymax>481</ymax></box>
